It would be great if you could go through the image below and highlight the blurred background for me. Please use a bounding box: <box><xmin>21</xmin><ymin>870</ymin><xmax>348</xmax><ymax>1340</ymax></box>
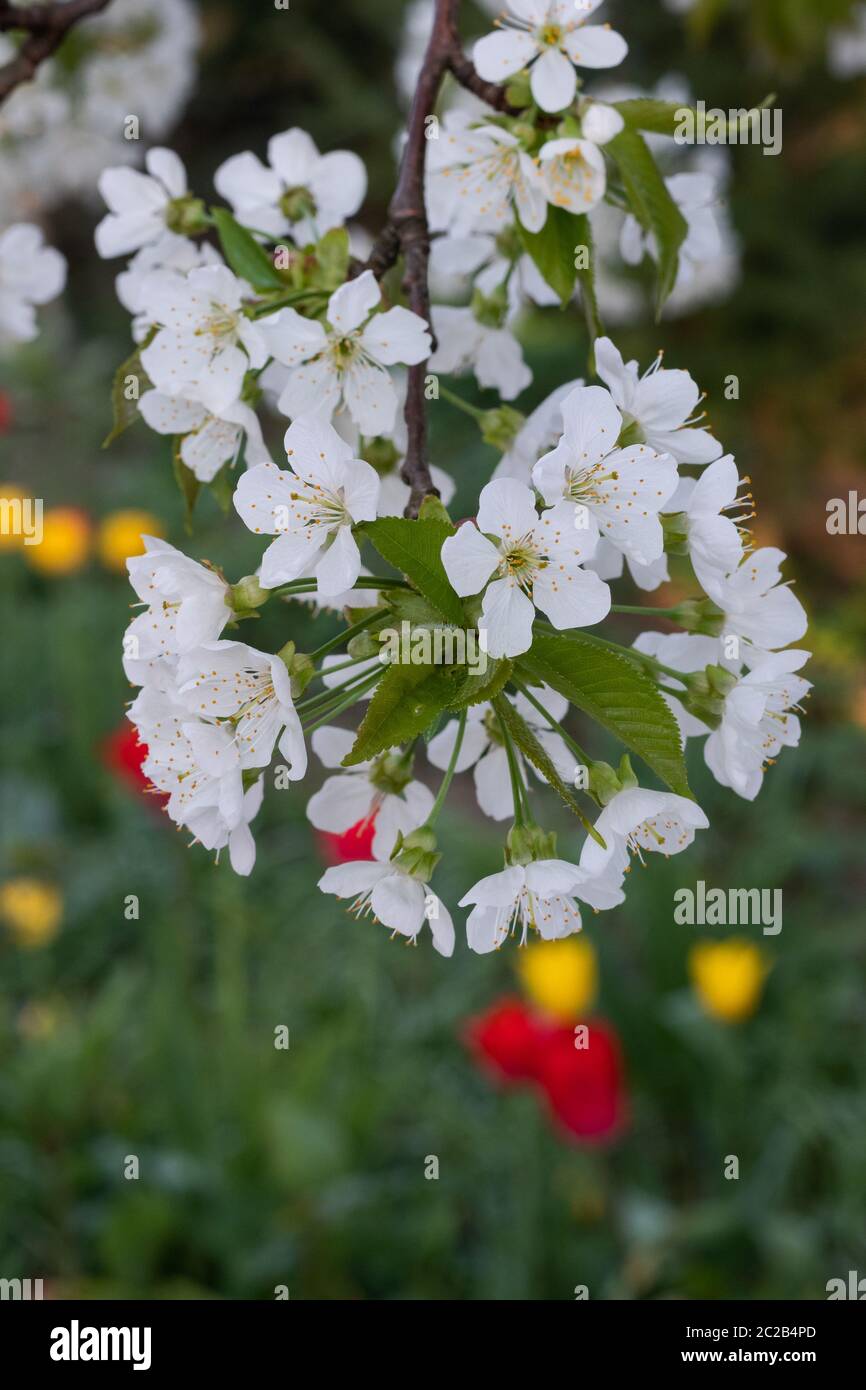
<box><xmin>1</xmin><ymin>0</ymin><xmax>865</xmax><ymax>1300</ymax></box>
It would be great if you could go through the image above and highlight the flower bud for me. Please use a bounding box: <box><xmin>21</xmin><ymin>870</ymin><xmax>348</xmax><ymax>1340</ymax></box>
<box><xmin>504</xmin><ymin>75</ymin><xmax>533</xmax><ymax>110</ymax></box>
<box><xmin>680</xmin><ymin>664</ymin><xmax>737</xmax><ymax>730</ymax></box>
<box><xmin>370</xmin><ymin>751</ymin><xmax>414</xmax><ymax>796</ymax></box>
<box><xmin>347</xmin><ymin>631</ymin><xmax>381</xmax><ymax>658</ymax></box>
<box><xmin>471</xmin><ymin>284</ymin><xmax>509</xmax><ymax>330</ymax></box>
<box><xmin>616</xmin><ymin>417</ymin><xmax>645</xmax><ymax>448</ymax></box>
<box><xmin>480</xmin><ymin>405</ymin><xmax>525</xmax><ymax>451</ymax></box>
<box><xmin>165</xmin><ymin>195</ymin><xmax>209</xmax><ymax>237</ymax></box>
<box><xmin>363</xmin><ymin>436</ymin><xmax>402</xmax><ymax>476</ymax></box>
<box><xmin>276</xmin><ymin>640</ymin><xmax>315</xmax><ymax>697</ymax></box>
<box><xmin>506</xmin><ymin>822</ymin><xmax>557</xmax><ymax>866</ymax></box>
<box><xmin>660</xmin><ymin>510</ymin><xmax>689</xmax><ymax>556</ymax></box>
<box><xmin>670</xmin><ymin>597</ymin><xmax>726</xmax><ymax>637</ymax></box>
<box><xmin>229</xmin><ymin>574</ymin><xmax>269</xmax><ymax>613</ymax></box>
<box><xmin>587</xmin><ymin>754</ymin><xmax>637</xmax><ymax>805</ymax></box>
<box><xmin>390</xmin><ymin>825</ymin><xmax>441</xmax><ymax>881</ymax></box>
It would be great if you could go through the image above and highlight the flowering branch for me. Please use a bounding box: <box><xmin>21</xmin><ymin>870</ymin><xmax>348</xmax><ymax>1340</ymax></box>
<box><xmin>82</xmin><ymin>0</ymin><xmax>810</xmax><ymax>948</ymax></box>
<box><xmin>0</xmin><ymin>0</ymin><xmax>112</xmax><ymax>104</ymax></box>
<box><xmin>364</xmin><ymin>0</ymin><xmax>514</xmax><ymax>517</ymax></box>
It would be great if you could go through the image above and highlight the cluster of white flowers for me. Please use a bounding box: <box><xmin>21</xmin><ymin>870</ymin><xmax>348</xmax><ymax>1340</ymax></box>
<box><xmin>0</xmin><ymin>0</ymin><xmax>198</xmax><ymax>219</ymax></box>
<box><xmin>0</xmin><ymin>222</ymin><xmax>66</xmax><ymax>348</ymax></box>
<box><xmin>107</xmin><ymin>1</ymin><xmax>808</xmax><ymax>958</ymax></box>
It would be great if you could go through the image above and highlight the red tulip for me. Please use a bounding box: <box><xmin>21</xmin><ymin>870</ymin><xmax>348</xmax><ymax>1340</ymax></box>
<box><xmin>0</xmin><ymin>393</ymin><xmax>12</xmax><ymax>433</ymax></box>
<box><xmin>465</xmin><ymin>998</ymin><xmax>545</xmax><ymax>1084</ymax></box>
<box><xmin>100</xmin><ymin>724</ymin><xmax>166</xmax><ymax>806</ymax></box>
<box><xmin>535</xmin><ymin>1019</ymin><xmax>626</xmax><ymax>1144</ymax></box>
<box><xmin>316</xmin><ymin>817</ymin><xmax>377</xmax><ymax>865</ymax></box>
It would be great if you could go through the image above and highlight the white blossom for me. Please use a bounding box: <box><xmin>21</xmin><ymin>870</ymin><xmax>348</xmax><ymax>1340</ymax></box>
<box><xmin>124</xmin><ymin>537</ymin><xmax>231</xmax><ymax>686</ymax></box>
<box><xmin>140</xmin><ymin>264</ymin><xmax>268</xmax><ymax>413</ymax></box>
<box><xmin>215</xmin><ymin>127</ymin><xmax>366</xmax><ymax>245</ymax></box>
<box><xmin>537</xmin><ymin>136</ymin><xmax>607</xmax><ymax>213</ymax></box>
<box><xmin>620</xmin><ymin>172</ymin><xmax>724</xmax><ymax>300</ymax></box>
<box><xmin>701</xmin><ymin>547</ymin><xmax>809</xmax><ymax>656</ymax></box>
<box><xmin>579</xmin><ymin>788</ymin><xmax>709</xmax><ymax>907</ymax></box>
<box><xmin>318</xmin><ymin>860</ymin><xmax>455</xmax><ymax>956</ymax></box>
<box><xmin>427</xmin><ymin>120</ymin><xmax>547</xmax><ymax>235</ymax></box>
<box><xmin>307</xmin><ymin>726</ymin><xmax>434</xmax><ymax>860</ymax></box>
<box><xmin>473</xmin><ymin>1</ymin><xmax>628</xmax><ymax>115</ymax></box>
<box><xmin>493</xmin><ymin>379</ymin><xmax>583</xmax><ymax>481</ymax></box>
<box><xmin>233</xmin><ymin>414</ymin><xmax>379</xmax><ymax>596</ymax></box>
<box><xmin>532</xmin><ymin>383</ymin><xmax>679</xmax><ymax>567</ymax></box>
<box><xmin>704</xmin><ymin>650</ymin><xmax>811</xmax><ymax>800</ymax></box>
<box><xmin>95</xmin><ymin>148</ymin><xmax>190</xmax><ymax>258</ymax></box>
<box><xmin>260</xmin><ymin>270</ymin><xmax>431</xmax><ymax>434</ymax></box>
<box><xmin>176</xmin><ymin>639</ymin><xmax>307</xmax><ymax>777</ymax></box>
<box><xmin>128</xmin><ymin>683</ymin><xmax>262</xmax><ymax>876</ymax></box>
<box><xmin>594</xmin><ymin>335</ymin><xmax>722</xmax><ymax>464</ymax></box>
<box><xmin>460</xmin><ymin>858</ymin><xmax>589</xmax><ymax>953</ymax></box>
<box><xmin>441</xmin><ymin>478</ymin><xmax>609</xmax><ymax>657</ymax></box>
<box><xmin>0</xmin><ymin>223</ymin><xmax>66</xmax><ymax>346</ymax></box>
<box><xmin>429</xmin><ymin>305</ymin><xmax>531</xmax><ymax>400</ymax></box>
<box><xmin>665</xmin><ymin>453</ymin><xmax>747</xmax><ymax>586</ymax></box>
<box><xmin>139</xmin><ymin>390</ymin><xmax>271</xmax><ymax>482</ymax></box>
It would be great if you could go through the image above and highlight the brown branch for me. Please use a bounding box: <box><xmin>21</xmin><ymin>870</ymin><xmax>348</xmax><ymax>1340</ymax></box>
<box><xmin>362</xmin><ymin>0</ymin><xmax>517</xmax><ymax>517</ymax></box>
<box><xmin>0</xmin><ymin>0</ymin><xmax>112</xmax><ymax>105</ymax></box>
<box><xmin>445</xmin><ymin>46</ymin><xmax>520</xmax><ymax>115</ymax></box>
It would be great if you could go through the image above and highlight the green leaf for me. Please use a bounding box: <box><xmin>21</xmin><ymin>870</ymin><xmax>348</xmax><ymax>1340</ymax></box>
<box><xmin>614</xmin><ymin>98</ymin><xmax>695</xmax><ymax>137</ymax></box>
<box><xmin>418</xmin><ymin>493</ymin><xmax>454</xmax><ymax>529</ymax></box>
<box><xmin>518</xmin><ymin>205</ymin><xmax>581</xmax><ymax>307</ymax></box>
<box><xmin>361</xmin><ymin>517</ymin><xmax>466</xmax><ymax>626</ymax></box>
<box><xmin>491</xmin><ymin>693</ymin><xmax>596</xmax><ymax>833</ymax></box>
<box><xmin>384</xmin><ymin>589</ymin><xmax>447</xmax><ymax>627</ymax></box>
<box><xmin>342</xmin><ymin>660</ymin><xmax>466</xmax><ymax>766</ymax></box>
<box><xmin>517</xmin><ymin>630</ymin><xmax>692</xmax><ymax>798</ymax></box>
<box><xmin>102</xmin><ymin>336</ymin><xmax>153</xmax><ymax>447</ymax></box>
<box><xmin>309</xmin><ymin>228</ymin><xmax>350</xmax><ymax>290</ymax></box>
<box><xmin>614</xmin><ymin>95</ymin><xmax>777</xmax><ymax>142</ymax></box>
<box><xmin>208</xmin><ymin>461</ymin><xmax>235</xmax><ymax>515</ymax></box>
<box><xmin>211</xmin><ymin>207</ymin><xmax>285</xmax><ymax>292</ymax></box>
<box><xmin>447</xmin><ymin>656</ymin><xmax>513</xmax><ymax>711</ymax></box>
<box><xmin>172</xmin><ymin>440</ymin><xmax>201</xmax><ymax>533</ymax></box>
<box><xmin>607</xmin><ymin>127</ymin><xmax>688</xmax><ymax>313</ymax></box>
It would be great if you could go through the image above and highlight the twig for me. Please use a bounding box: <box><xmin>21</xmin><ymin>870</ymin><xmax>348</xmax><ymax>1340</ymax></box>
<box><xmin>363</xmin><ymin>0</ymin><xmax>515</xmax><ymax>518</ymax></box>
<box><xmin>0</xmin><ymin>0</ymin><xmax>112</xmax><ymax>105</ymax></box>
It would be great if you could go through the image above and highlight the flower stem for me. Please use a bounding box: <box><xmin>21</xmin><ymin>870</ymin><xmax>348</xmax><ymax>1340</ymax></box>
<box><xmin>611</xmin><ymin>604</ymin><xmax>681</xmax><ymax>617</ymax></box>
<box><xmin>496</xmin><ymin>710</ymin><xmax>531</xmax><ymax>827</ymax></box>
<box><xmin>274</xmin><ymin>577</ymin><xmax>411</xmax><ymax>598</ymax></box>
<box><xmin>301</xmin><ymin>669</ymin><xmax>383</xmax><ymax>734</ymax></box>
<box><xmin>426</xmin><ymin>710</ymin><xmax>466</xmax><ymax>828</ymax></box>
<box><xmin>309</xmin><ymin>611</ymin><xmax>382</xmax><ymax>662</ymax></box>
<box><xmin>511</xmin><ymin>678</ymin><xmax>591</xmax><ymax>768</ymax></box>
<box><xmin>297</xmin><ymin>663</ymin><xmax>380</xmax><ymax>715</ymax></box>
<box><xmin>438</xmin><ymin>383</ymin><xmax>486</xmax><ymax>421</ymax></box>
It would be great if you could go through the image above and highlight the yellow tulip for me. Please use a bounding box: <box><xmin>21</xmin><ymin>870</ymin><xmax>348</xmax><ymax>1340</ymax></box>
<box><xmin>0</xmin><ymin>483</ymin><xmax>31</xmax><ymax>551</ymax></box>
<box><xmin>0</xmin><ymin>878</ymin><xmax>63</xmax><ymax>948</ymax></box>
<box><xmin>518</xmin><ymin>936</ymin><xmax>598</xmax><ymax>1021</ymax></box>
<box><xmin>98</xmin><ymin>509</ymin><xmax>164</xmax><ymax>572</ymax></box>
<box><xmin>25</xmin><ymin>507</ymin><xmax>91</xmax><ymax>576</ymax></box>
<box><xmin>17</xmin><ymin>1001</ymin><xmax>60</xmax><ymax>1040</ymax></box>
<box><xmin>689</xmin><ymin>939</ymin><xmax>768</xmax><ymax>1023</ymax></box>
